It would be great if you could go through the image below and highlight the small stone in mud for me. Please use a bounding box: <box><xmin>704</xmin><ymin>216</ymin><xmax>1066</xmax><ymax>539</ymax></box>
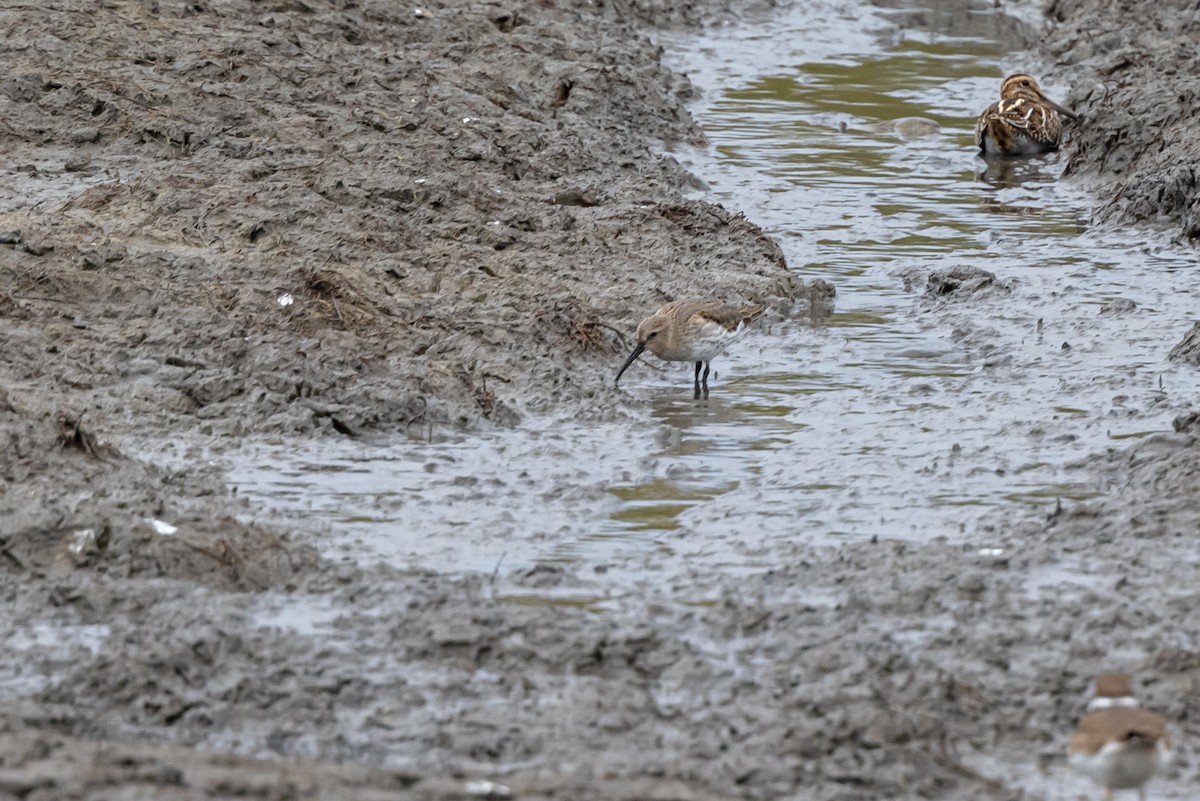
<box><xmin>956</xmin><ymin>572</ymin><xmax>987</xmax><ymax>596</ymax></box>
<box><xmin>553</xmin><ymin>189</ymin><xmax>599</xmax><ymax>207</ymax></box>
<box><xmin>975</xmin><ymin>548</ymin><xmax>1009</xmax><ymax>569</ymax></box>
<box><xmin>68</xmin><ymin>127</ymin><xmax>101</xmax><ymax>145</ymax></box>
<box><xmin>925</xmin><ymin>266</ymin><xmax>999</xmax><ymax>297</ymax></box>
<box><xmin>808</xmin><ymin>278</ymin><xmax>836</xmax><ymax>303</ymax></box>
<box><xmin>50</xmin><ymin>525</ymin><xmax>111</xmax><ymax>572</ymax></box>
<box><xmin>1172</xmin><ymin>411</ymin><xmax>1200</xmax><ymax>433</ymax></box>
<box><xmin>465</xmin><ymin>779</ymin><xmax>512</xmax><ymax>797</ymax></box>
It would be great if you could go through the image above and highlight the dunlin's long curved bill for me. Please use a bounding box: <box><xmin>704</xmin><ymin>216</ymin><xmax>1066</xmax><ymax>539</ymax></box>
<box><xmin>613</xmin><ymin>341</ymin><xmax>646</xmax><ymax>387</ymax></box>
<box><xmin>613</xmin><ymin>299</ymin><xmax>765</xmax><ymax>399</ymax></box>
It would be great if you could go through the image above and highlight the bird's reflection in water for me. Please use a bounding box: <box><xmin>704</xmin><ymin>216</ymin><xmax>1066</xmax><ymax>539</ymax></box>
<box><xmin>972</xmin><ymin>156</ymin><xmax>1087</xmax><ymax>229</ymax></box>
<box><xmin>975</xmin><ymin>155</ymin><xmax>1056</xmax><ymax>190</ymax></box>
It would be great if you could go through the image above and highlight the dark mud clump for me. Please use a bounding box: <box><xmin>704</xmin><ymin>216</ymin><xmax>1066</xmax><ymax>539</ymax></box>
<box><xmin>1044</xmin><ymin>0</ymin><xmax>1200</xmax><ymax>240</ymax></box>
<box><xmin>897</xmin><ymin>264</ymin><xmax>1005</xmax><ymax>297</ymax></box>
<box><xmin>1168</xmin><ymin>321</ymin><xmax>1200</xmax><ymax>366</ymax></box>
<box><xmin>925</xmin><ymin>265</ymin><xmax>1001</xmax><ymax>297</ymax></box>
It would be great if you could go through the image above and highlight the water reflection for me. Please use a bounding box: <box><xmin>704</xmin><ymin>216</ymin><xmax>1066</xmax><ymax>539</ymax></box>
<box><xmin>649</xmin><ymin>2</ymin><xmax>1200</xmax><ymax>550</ymax></box>
<box><xmin>976</xmin><ymin>155</ymin><xmax>1061</xmax><ymax>190</ymax></box>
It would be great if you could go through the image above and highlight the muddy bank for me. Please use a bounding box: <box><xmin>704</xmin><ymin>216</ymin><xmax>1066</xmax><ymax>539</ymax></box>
<box><xmin>0</xmin><ymin>0</ymin><xmax>807</xmax><ymax>442</ymax></box>
<box><xmin>1039</xmin><ymin>0</ymin><xmax>1200</xmax><ymax>241</ymax></box>
<box><xmin>0</xmin><ymin>399</ymin><xmax>317</xmax><ymax>589</ymax></box>
<box><xmin>5</xmin><ymin>428</ymin><xmax>1199</xmax><ymax>800</ymax></box>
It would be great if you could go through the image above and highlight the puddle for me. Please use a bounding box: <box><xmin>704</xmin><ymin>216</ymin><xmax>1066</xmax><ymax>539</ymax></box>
<box><xmin>218</xmin><ymin>0</ymin><xmax>1200</xmax><ymax>584</ymax></box>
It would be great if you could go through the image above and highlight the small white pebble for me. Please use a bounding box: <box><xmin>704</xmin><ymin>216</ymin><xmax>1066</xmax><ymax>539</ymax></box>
<box><xmin>465</xmin><ymin>780</ymin><xmax>511</xmax><ymax>797</ymax></box>
<box><xmin>413</xmin><ymin>8</ymin><xmax>424</xmax><ymax>17</ymax></box>
<box><xmin>145</xmin><ymin>518</ymin><xmax>179</xmax><ymax>536</ymax></box>
<box><xmin>276</xmin><ymin>292</ymin><xmax>295</xmax><ymax>307</ymax></box>
<box><xmin>414</xmin><ymin>178</ymin><xmax>427</xmax><ymax>184</ymax></box>
<box><xmin>67</xmin><ymin>529</ymin><xmax>97</xmax><ymax>556</ymax></box>
<box><xmin>462</xmin><ymin>116</ymin><xmax>473</xmax><ymax>124</ymax></box>
<box><xmin>978</xmin><ymin>548</ymin><xmax>1004</xmax><ymax>557</ymax></box>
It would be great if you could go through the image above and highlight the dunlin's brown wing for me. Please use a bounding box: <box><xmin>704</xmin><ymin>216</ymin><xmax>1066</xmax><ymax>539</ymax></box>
<box><xmin>691</xmin><ymin>300</ymin><xmax>765</xmax><ymax>332</ymax></box>
<box><xmin>1070</xmin><ymin>707</ymin><xmax>1169</xmax><ymax>755</ymax></box>
<box><xmin>739</xmin><ymin>304</ymin><xmax>767</xmax><ymax>326</ymax></box>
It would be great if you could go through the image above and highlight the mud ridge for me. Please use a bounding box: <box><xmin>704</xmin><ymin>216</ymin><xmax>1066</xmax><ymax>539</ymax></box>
<box><xmin>1039</xmin><ymin>0</ymin><xmax>1200</xmax><ymax>241</ymax></box>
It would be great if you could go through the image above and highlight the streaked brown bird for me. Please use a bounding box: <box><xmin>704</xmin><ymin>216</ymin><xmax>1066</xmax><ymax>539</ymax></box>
<box><xmin>1068</xmin><ymin>673</ymin><xmax>1172</xmax><ymax>801</ymax></box>
<box><xmin>975</xmin><ymin>73</ymin><xmax>1078</xmax><ymax>157</ymax></box>
<box><xmin>614</xmin><ymin>299</ymin><xmax>766</xmax><ymax>400</ymax></box>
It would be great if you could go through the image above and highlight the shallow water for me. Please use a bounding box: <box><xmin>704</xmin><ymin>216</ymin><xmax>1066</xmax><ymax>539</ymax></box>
<box><xmin>224</xmin><ymin>0</ymin><xmax>1200</xmax><ymax>584</ymax></box>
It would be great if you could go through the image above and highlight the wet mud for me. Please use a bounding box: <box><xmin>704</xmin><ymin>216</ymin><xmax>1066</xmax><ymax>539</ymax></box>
<box><xmin>2</xmin><ymin>1</ymin><xmax>1200</xmax><ymax>800</ymax></box>
<box><xmin>1044</xmin><ymin>0</ymin><xmax>1200</xmax><ymax>241</ymax></box>
<box><xmin>0</xmin><ymin>0</ymin><xmax>804</xmax><ymax>439</ymax></box>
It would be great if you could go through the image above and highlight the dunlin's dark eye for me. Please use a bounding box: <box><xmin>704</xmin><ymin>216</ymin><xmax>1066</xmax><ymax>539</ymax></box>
<box><xmin>646</xmin><ymin>331</ymin><xmax>658</xmax><ymax>339</ymax></box>
<box><xmin>1021</xmin><ymin>80</ymin><xmax>1030</xmax><ymax>87</ymax></box>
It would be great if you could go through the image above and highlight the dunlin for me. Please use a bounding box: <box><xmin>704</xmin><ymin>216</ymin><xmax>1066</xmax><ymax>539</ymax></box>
<box><xmin>975</xmin><ymin>74</ymin><xmax>1078</xmax><ymax>157</ymax></box>
<box><xmin>614</xmin><ymin>299</ymin><xmax>766</xmax><ymax>400</ymax></box>
<box><xmin>1068</xmin><ymin>673</ymin><xmax>1171</xmax><ymax>801</ymax></box>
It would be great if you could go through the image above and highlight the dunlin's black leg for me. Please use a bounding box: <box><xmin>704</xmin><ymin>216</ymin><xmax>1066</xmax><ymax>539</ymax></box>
<box><xmin>693</xmin><ymin>361</ymin><xmax>702</xmax><ymax>400</ymax></box>
<box><xmin>701</xmin><ymin>362</ymin><xmax>710</xmax><ymax>400</ymax></box>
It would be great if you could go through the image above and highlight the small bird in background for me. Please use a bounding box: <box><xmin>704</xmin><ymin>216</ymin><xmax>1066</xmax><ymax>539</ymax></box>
<box><xmin>1068</xmin><ymin>673</ymin><xmax>1172</xmax><ymax>801</ymax></box>
<box><xmin>614</xmin><ymin>299</ymin><xmax>766</xmax><ymax>400</ymax></box>
<box><xmin>975</xmin><ymin>73</ymin><xmax>1078</xmax><ymax>157</ymax></box>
